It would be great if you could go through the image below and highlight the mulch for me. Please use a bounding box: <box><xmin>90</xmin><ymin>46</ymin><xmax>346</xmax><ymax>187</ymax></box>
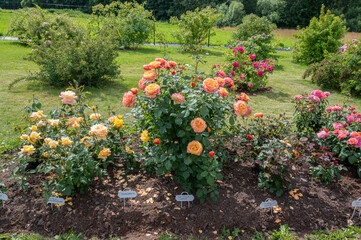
<box><xmin>1</xmin><ymin>148</ymin><xmax>361</xmax><ymax>239</ymax></box>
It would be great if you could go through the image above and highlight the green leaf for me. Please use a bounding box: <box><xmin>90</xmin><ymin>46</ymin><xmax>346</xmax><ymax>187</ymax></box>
<box><xmin>184</xmin><ymin>157</ymin><xmax>192</xmax><ymax>165</ymax></box>
<box><xmin>165</xmin><ymin>161</ymin><xmax>172</xmax><ymax>171</ymax></box>
<box><xmin>175</xmin><ymin>118</ymin><xmax>182</xmax><ymax>125</ymax></box>
<box><xmin>200</xmin><ymin>105</ymin><xmax>209</xmax><ymax>117</ymax></box>
<box><xmin>155</xmin><ymin>109</ymin><xmax>162</xmax><ymax>119</ymax></box>
<box><xmin>177</xmin><ymin>130</ymin><xmax>185</xmax><ymax>137</ymax></box>
<box><xmin>183</xmin><ymin>171</ymin><xmax>190</xmax><ymax>179</ymax></box>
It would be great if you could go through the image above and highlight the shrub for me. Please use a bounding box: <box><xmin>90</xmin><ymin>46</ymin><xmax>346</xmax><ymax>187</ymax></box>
<box><xmin>315</xmin><ymin>103</ymin><xmax>361</xmax><ymax>174</ymax></box>
<box><xmin>293</xmin><ymin>90</ymin><xmax>330</xmax><ymax>137</ymax></box>
<box><xmin>12</xmin><ymin>87</ymin><xmax>126</xmax><ymax>198</ymax></box>
<box><xmin>255</xmin><ymin>137</ymin><xmax>300</xmax><ymax>196</ymax></box>
<box><xmin>170</xmin><ymin>7</ymin><xmax>222</xmax><ymax>51</ymax></box>
<box><xmin>229</xmin><ymin>33</ymin><xmax>277</xmax><ymax>60</ymax></box>
<box><xmin>216</xmin><ymin>1</ymin><xmax>245</xmax><ymax>27</ymax></box>
<box><xmin>233</xmin><ymin>14</ymin><xmax>277</xmax><ymax>41</ymax></box>
<box><xmin>303</xmin><ymin>39</ymin><xmax>361</xmax><ymax>95</ymax></box>
<box><xmin>123</xmin><ymin>58</ymin><xmax>249</xmax><ymax>201</ymax></box>
<box><xmin>256</xmin><ymin>0</ymin><xmax>286</xmax><ymax>23</ymax></box>
<box><xmin>92</xmin><ymin>1</ymin><xmax>154</xmax><ymax>49</ymax></box>
<box><xmin>7</xmin><ymin>6</ymin><xmax>82</xmax><ymax>46</ymax></box>
<box><xmin>212</xmin><ymin>44</ymin><xmax>275</xmax><ymax>91</ymax></box>
<box><xmin>293</xmin><ymin>5</ymin><xmax>347</xmax><ymax>65</ymax></box>
<box><xmin>24</xmin><ymin>33</ymin><xmax>120</xmax><ymax>87</ymax></box>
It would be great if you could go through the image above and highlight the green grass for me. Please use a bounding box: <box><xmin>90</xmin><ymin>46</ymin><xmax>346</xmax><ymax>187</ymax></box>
<box><xmin>1</xmin><ymin>40</ymin><xmax>361</xmax><ymax>152</ymax></box>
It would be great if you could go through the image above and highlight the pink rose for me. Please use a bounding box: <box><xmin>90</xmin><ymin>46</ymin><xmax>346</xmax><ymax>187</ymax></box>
<box><xmin>248</xmin><ymin>83</ymin><xmax>253</xmax><ymax>88</ymax></box>
<box><xmin>294</xmin><ymin>95</ymin><xmax>302</xmax><ymax>100</ymax></box>
<box><xmin>138</xmin><ymin>78</ymin><xmax>147</xmax><ymax>90</ymax></box>
<box><xmin>233</xmin><ymin>62</ymin><xmax>239</xmax><ymax>68</ymax></box>
<box><xmin>317</xmin><ymin>130</ymin><xmax>328</xmax><ymax>139</ymax></box>
<box><xmin>122</xmin><ymin>91</ymin><xmax>136</xmax><ymax>107</ymax></box>
<box><xmin>217</xmin><ymin>70</ymin><xmax>227</xmax><ymax>78</ymax></box>
<box><xmin>60</xmin><ymin>91</ymin><xmax>77</xmax><ymax>104</ymax></box>
<box><xmin>333</xmin><ymin>122</ymin><xmax>344</xmax><ymax>130</ymax></box>
<box><xmin>347</xmin><ymin>115</ymin><xmax>355</xmax><ymax>123</ymax></box>
<box><xmin>249</xmin><ymin>54</ymin><xmax>256</xmax><ymax>60</ymax></box>
<box><xmin>324</xmin><ymin>92</ymin><xmax>330</xmax><ymax>96</ymax></box>
<box><xmin>326</xmin><ymin>107</ymin><xmax>333</xmax><ymax>112</ymax></box>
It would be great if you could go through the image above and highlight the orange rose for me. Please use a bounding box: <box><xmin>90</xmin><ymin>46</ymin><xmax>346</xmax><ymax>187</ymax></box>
<box><xmin>98</xmin><ymin>147</ymin><xmax>111</xmax><ymax>159</ymax></box>
<box><xmin>217</xmin><ymin>69</ymin><xmax>227</xmax><ymax>78</ymax></box>
<box><xmin>202</xmin><ymin>78</ymin><xmax>219</xmax><ymax>93</ymax></box>
<box><xmin>234</xmin><ymin>100</ymin><xmax>247</xmax><ymax>115</ymax></box>
<box><xmin>187</xmin><ymin>140</ymin><xmax>203</xmax><ymax>156</ymax></box>
<box><xmin>155</xmin><ymin>58</ymin><xmax>167</xmax><ymax>65</ymax></box>
<box><xmin>171</xmin><ymin>93</ymin><xmax>185</xmax><ymax>104</ymax></box>
<box><xmin>255</xmin><ymin>113</ymin><xmax>264</xmax><ymax>118</ymax></box>
<box><xmin>218</xmin><ymin>87</ymin><xmax>229</xmax><ymax>98</ymax></box>
<box><xmin>122</xmin><ymin>91</ymin><xmax>136</xmax><ymax>107</ymax></box>
<box><xmin>191</xmin><ymin>118</ymin><xmax>207</xmax><ymax>133</ymax></box>
<box><xmin>240</xmin><ymin>92</ymin><xmax>250</xmax><ymax>103</ymax></box>
<box><xmin>143</xmin><ymin>70</ymin><xmax>157</xmax><ymax>82</ymax></box>
<box><xmin>241</xmin><ymin>107</ymin><xmax>252</xmax><ymax>117</ymax></box>
<box><xmin>351</xmin><ymin>132</ymin><xmax>361</xmax><ymax>138</ymax></box>
<box><xmin>90</xmin><ymin>124</ymin><xmax>108</xmax><ymax>140</ymax></box>
<box><xmin>168</xmin><ymin>61</ymin><xmax>177</xmax><ymax>68</ymax></box>
<box><xmin>145</xmin><ymin>84</ymin><xmax>161</xmax><ymax>98</ymax></box>
<box><xmin>149</xmin><ymin>61</ymin><xmax>161</xmax><ymax>69</ymax></box>
<box><xmin>214</xmin><ymin>77</ymin><xmax>225</xmax><ymax>87</ymax></box>
<box><xmin>348</xmin><ymin>138</ymin><xmax>358</xmax><ymax>145</ymax></box>
<box><xmin>143</xmin><ymin>65</ymin><xmax>152</xmax><ymax>70</ymax></box>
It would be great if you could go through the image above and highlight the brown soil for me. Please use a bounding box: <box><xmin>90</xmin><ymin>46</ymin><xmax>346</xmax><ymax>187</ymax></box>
<box><xmin>1</xmin><ymin>150</ymin><xmax>361</xmax><ymax>240</ymax></box>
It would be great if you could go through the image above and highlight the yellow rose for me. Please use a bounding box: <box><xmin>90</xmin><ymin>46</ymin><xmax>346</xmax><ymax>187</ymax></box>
<box><xmin>48</xmin><ymin>140</ymin><xmax>58</xmax><ymax>149</ymax></box>
<box><xmin>126</xmin><ymin>147</ymin><xmax>134</xmax><ymax>154</ymax></box>
<box><xmin>141</xmin><ymin>130</ymin><xmax>150</xmax><ymax>142</ymax></box>
<box><xmin>187</xmin><ymin>141</ymin><xmax>203</xmax><ymax>156</ymax></box>
<box><xmin>89</xmin><ymin>124</ymin><xmax>108</xmax><ymax>140</ymax></box>
<box><xmin>29</xmin><ymin>131</ymin><xmax>41</xmax><ymax>143</ymax></box>
<box><xmin>43</xmin><ymin>152</ymin><xmax>48</xmax><ymax>157</ymax></box>
<box><xmin>44</xmin><ymin>138</ymin><xmax>52</xmax><ymax>145</ymax></box>
<box><xmin>98</xmin><ymin>147</ymin><xmax>111</xmax><ymax>159</ymax></box>
<box><xmin>61</xmin><ymin>137</ymin><xmax>73</xmax><ymax>146</ymax></box>
<box><xmin>108</xmin><ymin>116</ymin><xmax>117</xmax><ymax>123</ymax></box>
<box><xmin>30</xmin><ymin>125</ymin><xmax>37</xmax><ymax>131</ymax></box>
<box><xmin>114</xmin><ymin>118</ymin><xmax>124</xmax><ymax>128</ymax></box>
<box><xmin>20</xmin><ymin>134</ymin><xmax>29</xmax><ymax>141</ymax></box>
<box><xmin>73</xmin><ymin>122</ymin><xmax>79</xmax><ymax>128</ymax></box>
<box><xmin>20</xmin><ymin>145</ymin><xmax>35</xmax><ymax>155</ymax></box>
<box><xmin>47</xmin><ymin>119</ymin><xmax>60</xmax><ymax>127</ymax></box>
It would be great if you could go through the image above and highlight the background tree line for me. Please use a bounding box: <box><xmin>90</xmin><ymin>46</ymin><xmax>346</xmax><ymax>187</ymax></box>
<box><xmin>1</xmin><ymin>0</ymin><xmax>361</xmax><ymax>32</ymax></box>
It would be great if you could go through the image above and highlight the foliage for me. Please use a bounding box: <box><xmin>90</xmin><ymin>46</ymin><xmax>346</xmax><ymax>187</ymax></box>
<box><xmin>229</xmin><ymin>33</ymin><xmax>277</xmax><ymax>61</ymax></box>
<box><xmin>170</xmin><ymin>7</ymin><xmax>222</xmax><ymax>51</ymax></box>
<box><xmin>315</xmin><ymin>101</ymin><xmax>361</xmax><ymax>175</ymax></box>
<box><xmin>11</xmin><ymin>87</ymin><xmax>126</xmax><ymax>198</ymax></box>
<box><xmin>23</xmin><ymin>33</ymin><xmax>120</xmax><ymax>87</ymax></box>
<box><xmin>7</xmin><ymin>6</ymin><xmax>82</xmax><ymax>46</ymax></box>
<box><xmin>269</xmin><ymin>225</ymin><xmax>298</xmax><ymax>240</ymax></box>
<box><xmin>256</xmin><ymin>0</ymin><xmax>286</xmax><ymax>23</ymax></box>
<box><xmin>216</xmin><ymin>1</ymin><xmax>245</xmax><ymax>27</ymax></box>
<box><xmin>233</xmin><ymin>14</ymin><xmax>277</xmax><ymax>41</ymax></box>
<box><xmin>307</xmin><ymin>146</ymin><xmax>343</xmax><ymax>185</ymax></box>
<box><xmin>125</xmin><ymin>58</ymin><xmax>247</xmax><ymax>201</ymax></box>
<box><xmin>293</xmin><ymin>90</ymin><xmax>330</xmax><ymax>137</ymax></box>
<box><xmin>306</xmin><ymin>225</ymin><xmax>361</xmax><ymax>240</ymax></box>
<box><xmin>293</xmin><ymin>5</ymin><xmax>348</xmax><ymax>65</ymax></box>
<box><xmin>92</xmin><ymin>1</ymin><xmax>154</xmax><ymax>49</ymax></box>
<box><xmin>212</xmin><ymin>44</ymin><xmax>275</xmax><ymax>91</ymax></box>
<box><xmin>255</xmin><ymin>137</ymin><xmax>300</xmax><ymax>196</ymax></box>
<box><xmin>303</xmin><ymin>39</ymin><xmax>361</xmax><ymax>95</ymax></box>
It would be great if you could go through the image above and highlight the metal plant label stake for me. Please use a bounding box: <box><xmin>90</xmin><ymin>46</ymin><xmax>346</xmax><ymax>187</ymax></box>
<box><xmin>47</xmin><ymin>194</ymin><xmax>65</xmax><ymax>211</ymax></box>
<box><xmin>260</xmin><ymin>198</ymin><xmax>278</xmax><ymax>215</ymax></box>
<box><xmin>118</xmin><ymin>188</ymin><xmax>137</xmax><ymax>208</ymax></box>
<box><xmin>0</xmin><ymin>190</ymin><xmax>8</xmax><ymax>208</ymax></box>
<box><xmin>351</xmin><ymin>197</ymin><xmax>361</xmax><ymax>219</ymax></box>
<box><xmin>175</xmin><ymin>192</ymin><xmax>194</xmax><ymax>208</ymax></box>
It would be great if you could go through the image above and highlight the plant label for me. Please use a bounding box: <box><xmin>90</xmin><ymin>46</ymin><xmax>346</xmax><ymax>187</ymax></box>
<box><xmin>118</xmin><ymin>188</ymin><xmax>137</xmax><ymax>208</ymax></box>
<box><xmin>351</xmin><ymin>198</ymin><xmax>361</xmax><ymax>219</ymax></box>
<box><xmin>48</xmin><ymin>196</ymin><xmax>65</xmax><ymax>210</ymax></box>
<box><xmin>260</xmin><ymin>198</ymin><xmax>277</xmax><ymax>215</ymax></box>
<box><xmin>0</xmin><ymin>191</ymin><xmax>8</xmax><ymax>208</ymax></box>
<box><xmin>176</xmin><ymin>192</ymin><xmax>194</xmax><ymax>208</ymax></box>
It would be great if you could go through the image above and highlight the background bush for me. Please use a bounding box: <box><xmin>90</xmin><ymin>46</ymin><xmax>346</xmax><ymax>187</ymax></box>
<box><xmin>216</xmin><ymin>1</ymin><xmax>245</xmax><ymax>27</ymax></box>
<box><xmin>293</xmin><ymin>5</ymin><xmax>347</xmax><ymax>65</ymax></box>
<box><xmin>256</xmin><ymin>0</ymin><xmax>286</xmax><ymax>24</ymax></box>
<box><xmin>28</xmin><ymin>33</ymin><xmax>120</xmax><ymax>87</ymax></box>
<box><xmin>7</xmin><ymin>6</ymin><xmax>82</xmax><ymax>46</ymax></box>
<box><xmin>303</xmin><ymin>40</ymin><xmax>361</xmax><ymax>95</ymax></box>
<box><xmin>233</xmin><ymin>14</ymin><xmax>277</xmax><ymax>41</ymax></box>
<box><xmin>170</xmin><ymin>7</ymin><xmax>222</xmax><ymax>51</ymax></box>
<box><xmin>92</xmin><ymin>1</ymin><xmax>154</xmax><ymax>49</ymax></box>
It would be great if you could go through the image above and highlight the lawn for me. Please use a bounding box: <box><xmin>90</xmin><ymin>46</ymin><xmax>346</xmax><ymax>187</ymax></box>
<box><xmin>1</xmin><ymin>40</ymin><xmax>361</xmax><ymax>151</ymax></box>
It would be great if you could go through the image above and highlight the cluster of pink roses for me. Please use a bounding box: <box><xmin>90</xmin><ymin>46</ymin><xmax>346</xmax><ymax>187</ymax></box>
<box><xmin>317</xmin><ymin>128</ymin><xmax>361</xmax><ymax>148</ymax></box>
<box><xmin>294</xmin><ymin>90</ymin><xmax>330</xmax><ymax>102</ymax></box>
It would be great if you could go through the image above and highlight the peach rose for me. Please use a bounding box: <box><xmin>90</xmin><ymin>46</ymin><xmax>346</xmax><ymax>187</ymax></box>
<box><xmin>123</xmin><ymin>91</ymin><xmax>136</xmax><ymax>107</ymax></box>
<box><xmin>60</xmin><ymin>90</ymin><xmax>77</xmax><ymax>104</ymax></box>
<box><xmin>155</xmin><ymin>58</ymin><xmax>167</xmax><ymax>65</ymax></box>
<box><xmin>143</xmin><ymin>70</ymin><xmax>157</xmax><ymax>82</ymax></box>
<box><xmin>150</xmin><ymin>61</ymin><xmax>161</xmax><ymax>69</ymax></box>
<box><xmin>90</xmin><ymin>113</ymin><xmax>101</xmax><ymax>120</ymax></box>
<box><xmin>139</xmin><ymin>78</ymin><xmax>147</xmax><ymax>90</ymax></box>
<box><xmin>255</xmin><ymin>113</ymin><xmax>264</xmax><ymax>118</ymax></box>
<box><xmin>234</xmin><ymin>100</ymin><xmax>247</xmax><ymax>115</ymax></box>
<box><xmin>202</xmin><ymin>78</ymin><xmax>219</xmax><ymax>93</ymax></box>
<box><xmin>168</xmin><ymin>61</ymin><xmax>177</xmax><ymax>68</ymax></box>
<box><xmin>145</xmin><ymin>84</ymin><xmax>161</xmax><ymax>98</ymax></box>
<box><xmin>241</xmin><ymin>107</ymin><xmax>252</xmax><ymax>117</ymax></box>
<box><xmin>218</xmin><ymin>87</ymin><xmax>229</xmax><ymax>98</ymax></box>
<box><xmin>217</xmin><ymin>69</ymin><xmax>227</xmax><ymax>78</ymax></box>
<box><xmin>187</xmin><ymin>140</ymin><xmax>203</xmax><ymax>156</ymax></box>
<box><xmin>171</xmin><ymin>93</ymin><xmax>185</xmax><ymax>104</ymax></box>
<box><xmin>224</xmin><ymin>77</ymin><xmax>234</xmax><ymax>87</ymax></box>
<box><xmin>214</xmin><ymin>77</ymin><xmax>225</xmax><ymax>87</ymax></box>
<box><xmin>348</xmin><ymin>138</ymin><xmax>358</xmax><ymax>145</ymax></box>
<box><xmin>239</xmin><ymin>92</ymin><xmax>250</xmax><ymax>103</ymax></box>
<box><xmin>90</xmin><ymin>124</ymin><xmax>108</xmax><ymax>140</ymax></box>
<box><xmin>191</xmin><ymin>118</ymin><xmax>207</xmax><ymax>133</ymax></box>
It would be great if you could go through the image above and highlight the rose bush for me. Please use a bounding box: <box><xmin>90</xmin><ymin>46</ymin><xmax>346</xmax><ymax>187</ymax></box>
<box><xmin>124</xmin><ymin>58</ymin><xmax>251</xmax><ymax>201</ymax></box>
<box><xmin>212</xmin><ymin>45</ymin><xmax>275</xmax><ymax>91</ymax></box>
<box><xmin>13</xmin><ymin>87</ymin><xmax>126</xmax><ymax>199</ymax></box>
